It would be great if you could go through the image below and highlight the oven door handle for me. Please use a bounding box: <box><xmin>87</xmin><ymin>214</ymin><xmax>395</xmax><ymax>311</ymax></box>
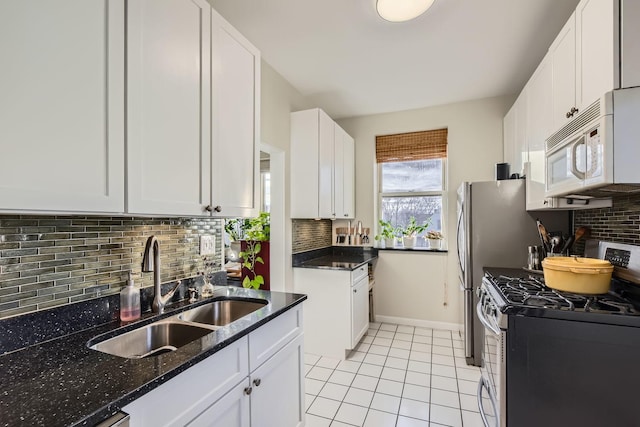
<box><xmin>476</xmin><ymin>301</ymin><xmax>501</xmax><ymax>336</ymax></box>
<box><xmin>477</xmin><ymin>377</ymin><xmax>498</xmax><ymax>427</ymax></box>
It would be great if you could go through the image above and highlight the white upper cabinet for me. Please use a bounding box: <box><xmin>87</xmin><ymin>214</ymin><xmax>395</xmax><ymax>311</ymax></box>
<box><xmin>575</xmin><ymin>0</ymin><xmax>616</xmax><ymax>114</ymax></box>
<box><xmin>0</xmin><ymin>0</ymin><xmax>125</xmax><ymax>213</ymax></box>
<box><xmin>550</xmin><ymin>12</ymin><xmax>577</xmax><ymax>132</ymax></box>
<box><xmin>210</xmin><ymin>10</ymin><xmax>261</xmax><ymax>218</ymax></box>
<box><xmin>291</xmin><ymin>109</ymin><xmax>356</xmax><ymax>219</ymax></box>
<box><xmin>127</xmin><ymin>0</ymin><xmax>211</xmax><ymax>216</ymax></box>
<box><xmin>503</xmin><ymin>90</ymin><xmax>527</xmax><ymax>178</ymax></box>
<box><xmin>525</xmin><ymin>54</ymin><xmax>553</xmax><ymax>210</ymax></box>
<box><xmin>549</xmin><ymin>0</ymin><xmax>638</xmax><ymax>135</ymax></box>
<box><xmin>334</xmin><ymin>124</ymin><xmax>355</xmax><ymax>219</ymax></box>
<box><xmin>127</xmin><ymin>2</ymin><xmax>260</xmax><ymax>217</ymax></box>
<box><xmin>342</xmin><ymin>130</ymin><xmax>356</xmax><ymax>219</ymax></box>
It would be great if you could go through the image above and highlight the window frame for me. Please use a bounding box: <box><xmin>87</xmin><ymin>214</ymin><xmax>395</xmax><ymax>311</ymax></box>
<box><xmin>377</xmin><ymin>158</ymin><xmax>448</xmax><ymax>250</ymax></box>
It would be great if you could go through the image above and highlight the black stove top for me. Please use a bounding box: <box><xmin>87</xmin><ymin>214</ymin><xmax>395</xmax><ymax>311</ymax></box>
<box><xmin>488</xmin><ymin>273</ymin><xmax>640</xmax><ymax>315</ymax></box>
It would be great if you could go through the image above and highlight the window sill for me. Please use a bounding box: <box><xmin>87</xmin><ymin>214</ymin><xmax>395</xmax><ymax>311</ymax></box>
<box><xmin>378</xmin><ymin>247</ymin><xmax>448</xmax><ymax>253</ymax></box>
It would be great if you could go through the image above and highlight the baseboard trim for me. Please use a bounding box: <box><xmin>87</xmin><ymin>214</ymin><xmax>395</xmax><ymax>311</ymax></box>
<box><xmin>374</xmin><ymin>315</ymin><xmax>463</xmax><ymax>332</ymax></box>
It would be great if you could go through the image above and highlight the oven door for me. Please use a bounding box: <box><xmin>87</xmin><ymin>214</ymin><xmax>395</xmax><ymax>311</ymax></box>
<box><xmin>476</xmin><ymin>296</ymin><xmax>503</xmax><ymax>427</ymax></box>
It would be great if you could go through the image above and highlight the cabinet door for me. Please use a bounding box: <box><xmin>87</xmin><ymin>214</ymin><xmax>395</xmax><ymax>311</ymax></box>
<box><xmin>525</xmin><ymin>55</ymin><xmax>553</xmax><ymax>210</ymax></box>
<box><xmin>514</xmin><ymin>91</ymin><xmax>528</xmax><ymax>176</ymax></box>
<box><xmin>0</xmin><ymin>0</ymin><xmax>124</xmax><ymax>213</ymax></box>
<box><xmin>251</xmin><ymin>334</ymin><xmax>305</xmax><ymax>427</ymax></box>
<box><xmin>351</xmin><ymin>276</ymin><xmax>369</xmax><ymax>349</ymax></box>
<box><xmin>550</xmin><ymin>12</ymin><xmax>577</xmax><ymax>131</ymax></box>
<box><xmin>123</xmin><ymin>336</ymin><xmax>249</xmax><ymax>427</ymax></box>
<box><xmin>127</xmin><ymin>0</ymin><xmax>211</xmax><ymax>216</ymax></box>
<box><xmin>343</xmin><ymin>134</ymin><xmax>356</xmax><ymax>219</ymax></box>
<box><xmin>333</xmin><ymin>125</ymin><xmax>345</xmax><ymax>220</ymax></box>
<box><xmin>211</xmin><ymin>10</ymin><xmax>261</xmax><ymax>218</ymax></box>
<box><xmin>318</xmin><ymin>110</ymin><xmax>335</xmax><ymax>219</ymax></box>
<box><xmin>575</xmin><ymin>0</ymin><xmax>616</xmax><ymax>112</ymax></box>
<box><xmin>187</xmin><ymin>379</ymin><xmax>251</xmax><ymax>427</ymax></box>
<box><xmin>336</xmin><ymin>125</ymin><xmax>355</xmax><ymax>219</ymax></box>
<box><xmin>503</xmin><ymin>104</ymin><xmax>516</xmax><ymax>172</ymax></box>
<box><xmin>290</xmin><ymin>110</ymin><xmax>320</xmax><ymax>218</ymax></box>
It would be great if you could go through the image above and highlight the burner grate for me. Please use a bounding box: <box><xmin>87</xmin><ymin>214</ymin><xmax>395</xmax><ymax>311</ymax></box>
<box><xmin>492</xmin><ymin>275</ymin><xmax>639</xmax><ymax>315</ymax></box>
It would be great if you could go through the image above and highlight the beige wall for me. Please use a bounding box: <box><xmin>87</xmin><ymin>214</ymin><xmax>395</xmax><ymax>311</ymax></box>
<box><xmin>260</xmin><ymin>60</ymin><xmax>310</xmax><ymax>292</ymax></box>
<box><xmin>337</xmin><ymin>95</ymin><xmax>515</xmax><ymax>327</ymax></box>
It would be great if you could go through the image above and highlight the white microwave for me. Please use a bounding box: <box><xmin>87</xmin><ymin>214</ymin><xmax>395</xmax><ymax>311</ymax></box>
<box><xmin>545</xmin><ymin>87</ymin><xmax>640</xmax><ymax>198</ymax></box>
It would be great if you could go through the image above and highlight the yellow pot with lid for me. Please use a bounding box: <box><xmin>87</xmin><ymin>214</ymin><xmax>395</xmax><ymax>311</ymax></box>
<box><xmin>541</xmin><ymin>256</ymin><xmax>614</xmax><ymax>294</ymax></box>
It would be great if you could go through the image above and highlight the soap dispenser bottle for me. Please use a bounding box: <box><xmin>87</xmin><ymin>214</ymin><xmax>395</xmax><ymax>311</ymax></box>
<box><xmin>120</xmin><ymin>272</ymin><xmax>141</xmax><ymax>322</ymax></box>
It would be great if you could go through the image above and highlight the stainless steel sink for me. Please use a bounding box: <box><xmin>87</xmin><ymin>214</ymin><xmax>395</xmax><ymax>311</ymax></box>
<box><xmin>89</xmin><ymin>321</ymin><xmax>213</xmax><ymax>359</ymax></box>
<box><xmin>177</xmin><ymin>298</ymin><xmax>268</xmax><ymax>327</ymax></box>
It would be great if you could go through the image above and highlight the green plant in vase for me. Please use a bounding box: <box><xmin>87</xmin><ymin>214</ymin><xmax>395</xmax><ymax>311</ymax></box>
<box><xmin>426</xmin><ymin>230</ymin><xmax>444</xmax><ymax>249</ymax></box>
<box><xmin>374</xmin><ymin>219</ymin><xmax>399</xmax><ymax>248</ymax></box>
<box><xmin>400</xmin><ymin>216</ymin><xmax>430</xmax><ymax>248</ymax></box>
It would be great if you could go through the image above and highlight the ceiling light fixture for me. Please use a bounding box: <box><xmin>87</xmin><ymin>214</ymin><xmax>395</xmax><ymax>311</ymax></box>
<box><xmin>376</xmin><ymin>0</ymin><xmax>435</xmax><ymax>22</ymax></box>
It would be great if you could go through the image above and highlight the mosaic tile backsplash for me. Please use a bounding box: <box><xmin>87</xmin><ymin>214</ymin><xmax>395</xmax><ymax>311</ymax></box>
<box><xmin>0</xmin><ymin>215</ymin><xmax>223</xmax><ymax>318</ymax></box>
<box><xmin>574</xmin><ymin>194</ymin><xmax>640</xmax><ymax>246</ymax></box>
<box><xmin>292</xmin><ymin>219</ymin><xmax>333</xmax><ymax>254</ymax></box>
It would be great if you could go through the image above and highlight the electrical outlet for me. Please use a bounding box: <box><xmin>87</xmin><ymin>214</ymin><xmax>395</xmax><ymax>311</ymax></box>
<box><xmin>200</xmin><ymin>235</ymin><xmax>216</xmax><ymax>256</ymax></box>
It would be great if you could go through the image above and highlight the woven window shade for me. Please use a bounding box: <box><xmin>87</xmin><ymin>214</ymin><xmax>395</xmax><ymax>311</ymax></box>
<box><xmin>376</xmin><ymin>128</ymin><xmax>448</xmax><ymax>163</ymax></box>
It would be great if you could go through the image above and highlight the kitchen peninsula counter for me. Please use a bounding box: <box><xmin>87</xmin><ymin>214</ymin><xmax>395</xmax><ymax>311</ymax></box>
<box><xmin>0</xmin><ymin>282</ymin><xmax>306</xmax><ymax>427</ymax></box>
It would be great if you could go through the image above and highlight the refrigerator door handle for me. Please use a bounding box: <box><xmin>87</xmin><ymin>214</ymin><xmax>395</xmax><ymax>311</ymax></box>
<box><xmin>464</xmin><ymin>289</ymin><xmax>474</xmax><ymax>358</ymax></box>
<box><xmin>457</xmin><ymin>208</ymin><xmax>464</xmax><ymax>280</ymax></box>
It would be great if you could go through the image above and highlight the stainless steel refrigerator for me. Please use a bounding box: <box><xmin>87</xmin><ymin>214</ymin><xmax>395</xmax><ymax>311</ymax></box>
<box><xmin>456</xmin><ymin>179</ymin><xmax>567</xmax><ymax>366</ymax></box>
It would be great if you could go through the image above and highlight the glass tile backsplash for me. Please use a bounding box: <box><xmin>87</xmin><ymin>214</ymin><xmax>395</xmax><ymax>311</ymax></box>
<box><xmin>0</xmin><ymin>215</ymin><xmax>223</xmax><ymax>318</ymax></box>
<box><xmin>292</xmin><ymin>219</ymin><xmax>333</xmax><ymax>253</ymax></box>
<box><xmin>573</xmin><ymin>194</ymin><xmax>640</xmax><ymax>254</ymax></box>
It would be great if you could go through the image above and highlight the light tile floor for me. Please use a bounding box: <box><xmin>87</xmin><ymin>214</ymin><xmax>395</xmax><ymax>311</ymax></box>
<box><xmin>304</xmin><ymin>322</ymin><xmax>485</xmax><ymax>427</ymax></box>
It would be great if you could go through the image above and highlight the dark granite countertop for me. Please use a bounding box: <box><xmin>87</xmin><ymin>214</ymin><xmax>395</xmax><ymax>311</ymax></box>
<box><xmin>0</xmin><ymin>283</ymin><xmax>306</xmax><ymax>427</ymax></box>
<box><xmin>292</xmin><ymin>246</ymin><xmax>378</xmax><ymax>271</ymax></box>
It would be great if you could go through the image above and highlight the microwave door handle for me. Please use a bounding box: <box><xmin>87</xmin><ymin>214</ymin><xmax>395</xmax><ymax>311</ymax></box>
<box><xmin>570</xmin><ymin>138</ymin><xmax>586</xmax><ymax>180</ymax></box>
<box><xmin>585</xmin><ymin>142</ymin><xmax>598</xmax><ymax>177</ymax></box>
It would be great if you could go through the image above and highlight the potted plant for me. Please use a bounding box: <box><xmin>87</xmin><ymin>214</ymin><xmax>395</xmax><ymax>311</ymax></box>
<box><xmin>400</xmin><ymin>216</ymin><xmax>430</xmax><ymax>249</ymax></box>
<box><xmin>426</xmin><ymin>230</ymin><xmax>444</xmax><ymax>249</ymax></box>
<box><xmin>239</xmin><ymin>212</ymin><xmax>270</xmax><ymax>290</ymax></box>
<box><xmin>224</xmin><ymin>218</ymin><xmax>248</xmax><ymax>260</ymax></box>
<box><xmin>374</xmin><ymin>219</ymin><xmax>398</xmax><ymax>248</ymax></box>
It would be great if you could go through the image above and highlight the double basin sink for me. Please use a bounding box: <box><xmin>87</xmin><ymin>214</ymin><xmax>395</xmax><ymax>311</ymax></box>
<box><xmin>89</xmin><ymin>298</ymin><xmax>268</xmax><ymax>359</ymax></box>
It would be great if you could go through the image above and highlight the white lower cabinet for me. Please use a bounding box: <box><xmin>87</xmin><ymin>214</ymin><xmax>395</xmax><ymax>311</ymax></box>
<box><xmin>188</xmin><ymin>379</ymin><xmax>251</xmax><ymax>427</ymax></box>
<box><xmin>249</xmin><ymin>334</ymin><xmax>305</xmax><ymax>427</ymax></box>
<box><xmin>294</xmin><ymin>265</ymin><xmax>368</xmax><ymax>359</ymax></box>
<box><xmin>123</xmin><ymin>306</ymin><xmax>304</xmax><ymax>427</ymax></box>
<box><xmin>351</xmin><ymin>274</ymin><xmax>369</xmax><ymax>349</ymax></box>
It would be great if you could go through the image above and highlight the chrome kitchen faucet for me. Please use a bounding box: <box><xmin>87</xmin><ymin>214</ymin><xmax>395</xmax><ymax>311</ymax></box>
<box><xmin>142</xmin><ymin>235</ymin><xmax>181</xmax><ymax>314</ymax></box>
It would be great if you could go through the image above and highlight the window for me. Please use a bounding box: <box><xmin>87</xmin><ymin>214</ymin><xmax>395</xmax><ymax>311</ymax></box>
<box><xmin>377</xmin><ymin>129</ymin><xmax>447</xmax><ymax>248</ymax></box>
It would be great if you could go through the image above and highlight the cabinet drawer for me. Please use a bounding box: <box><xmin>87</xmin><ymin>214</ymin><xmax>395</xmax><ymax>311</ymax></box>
<box><xmin>248</xmin><ymin>306</ymin><xmax>303</xmax><ymax>371</ymax></box>
<box><xmin>123</xmin><ymin>336</ymin><xmax>249</xmax><ymax>427</ymax></box>
<box><xmin>352</xmin><ymin>265</ymin><xmax>368</xmax><ymax>284</ymax></box>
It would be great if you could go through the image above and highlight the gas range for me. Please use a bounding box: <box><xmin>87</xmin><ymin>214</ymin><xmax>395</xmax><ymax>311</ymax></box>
<box><xmin>476</xmin><ymin>241</ymin><xmax>640</xmax><ymax>427</ymax></box>
<box><xmin>482</xmin><ymin>240</ymin><xmax>640</xmax><ymax>327</ymax></box>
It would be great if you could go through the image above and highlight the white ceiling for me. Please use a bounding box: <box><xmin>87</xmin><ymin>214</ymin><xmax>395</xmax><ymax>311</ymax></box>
<box><xmin>210</xmin><ymin>0</ymin><xmax>580</xmax><ymax>119</ymax></box>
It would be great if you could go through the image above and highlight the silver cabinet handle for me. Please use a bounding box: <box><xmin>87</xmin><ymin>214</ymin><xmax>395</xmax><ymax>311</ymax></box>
<box><xmin>244</xmin><ymin>387</ymin><xmax>252</xmax><ymax>395</ymax></box>
<box><xmin>253</xmin><ymin>378</ymin><xmax>261</xmax><ymax>387</ymax></box>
